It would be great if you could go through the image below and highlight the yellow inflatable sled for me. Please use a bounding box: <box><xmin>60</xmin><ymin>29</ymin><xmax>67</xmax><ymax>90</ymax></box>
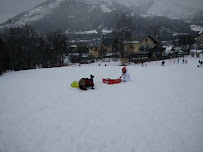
<box><xmin>71</xmin><ymin>81</ymin><xmax>79</xmax><ymax>88</ymax></box>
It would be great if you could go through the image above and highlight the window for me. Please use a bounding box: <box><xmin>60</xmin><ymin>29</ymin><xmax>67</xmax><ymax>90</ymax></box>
<box><xmin>146</xmin><ymin>39</ymin><xmax>148</xmax><ymax>42</ymax></box>
<box><xmin>140</xmin><ymin>46</ymin><xmax>144</xmax><ymax>51</ymax></box>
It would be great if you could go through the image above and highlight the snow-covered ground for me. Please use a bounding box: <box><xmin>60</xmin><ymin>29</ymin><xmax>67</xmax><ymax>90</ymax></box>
<box><xmin>0</xmin><ymin>56</ymin><xmax>203</xmax><ymax>152</ymax></box>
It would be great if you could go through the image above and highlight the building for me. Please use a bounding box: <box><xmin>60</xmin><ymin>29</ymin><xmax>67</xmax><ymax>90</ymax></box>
<box><xmin>197</xmin><ymin>32</ymin><xmax>203</xmax><ymax>44</ymax></box>
<box><xmin>88</xmin><ymin>40</ymin><xmax>107</xmax><ymax>56</ymax></box>
<box><xmin>123</xmin><ymin>35</ymin><xmax>162</xmax><ymax>60</ymax></box>
<box><xmin>88</xmin><ymin>37</ymin><xmax>118</xmax><ymax>56</ymax></box>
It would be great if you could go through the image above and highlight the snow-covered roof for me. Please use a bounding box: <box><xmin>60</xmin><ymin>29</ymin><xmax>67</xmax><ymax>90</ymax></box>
<box><xmin>123</xmin><ymin>41</ymin><xmax>140</xmax><ymax>44</ymax></box>
<box><xmin>70</xmin><ymin>45</ymin><xmax>77</xmax><ymax>48</ymax></box>
<box><xmin>198</xmin><ymin>31</ymin><xmax>203</xmax><ymax>35</ymax></box>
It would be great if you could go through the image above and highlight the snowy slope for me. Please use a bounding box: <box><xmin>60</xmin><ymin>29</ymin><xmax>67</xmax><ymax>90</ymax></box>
<box><xmin>0</xmin><ymin>56</ymin><xmax>203</xmax><ymax>152</ymax></box>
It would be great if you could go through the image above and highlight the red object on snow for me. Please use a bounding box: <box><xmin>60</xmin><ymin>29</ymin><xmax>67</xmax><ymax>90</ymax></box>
<box><xmin>102</xmin><ymin>78</ymin><xmax>122</xmax><ymax>84</ymax></box>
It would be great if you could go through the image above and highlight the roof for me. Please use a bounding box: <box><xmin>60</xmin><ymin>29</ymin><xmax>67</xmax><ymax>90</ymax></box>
<box><xmin>86</xmin><ymin>39</ymin><xmax>103</xmax><ymax>47</ymax></box>
<box><xmin>70</xmin><ymin>45</ymin><xmax>77</xmax><ymax>48</ymax></box>
<box><xmin>125</xmin><ymin>35</ymin><xmax>162</xmax><ymax>44</ymax></box>
<box><xmin>103</xmin><ymin>38</ymin><xmax>115</xmax><ymax>46</ymax></box>
<box><xmin>123</xmin><ymin>41</ymin><xmax>140</xmax><ymax>44</ymax></box>
<box><xmin>198</xmin><ymin>31</ymin><xmax>203</xmax><ymax>35</ymax></box>
<box><xmin>148</xmin><ymin>35</ymin><xmax>162</xmax><ymax>45</ymax></box>
<box><xmin>87</xmin><ymin>37</ymin><xmax>117</xmax><ymax>47</ymax></box>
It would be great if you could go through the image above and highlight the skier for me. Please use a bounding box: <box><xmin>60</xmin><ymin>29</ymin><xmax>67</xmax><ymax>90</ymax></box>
<box><xmin>161</xmin><ymin>61</ymin><xmax>165</xmax><ymax>66</ymax></box>
<box><xmin>79</xmin><ymin>75</ymin><xmax>94</xmax><ymax>90</ymax></box>
<box><xmin>120</xmin><ymin>67</ymin><xmax>131</xmax><ymax>82</ymax></box>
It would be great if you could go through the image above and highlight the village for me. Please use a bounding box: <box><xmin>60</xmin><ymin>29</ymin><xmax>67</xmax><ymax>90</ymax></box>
<box><xmin>1</xmin><ymin>25</ymin><xmax>203</xmax><ymax>74</ymax></box>
<box><xmin>67</xmin><ymin>31</ymin><xmax>203</xmax><ymax>65</ymax></box>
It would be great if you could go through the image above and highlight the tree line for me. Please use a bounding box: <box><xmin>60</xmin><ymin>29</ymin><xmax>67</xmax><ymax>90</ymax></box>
<box><xmin>0</xmin><ymin>24</ymin><xmax>68</xmax><ymax>75</ymax></box>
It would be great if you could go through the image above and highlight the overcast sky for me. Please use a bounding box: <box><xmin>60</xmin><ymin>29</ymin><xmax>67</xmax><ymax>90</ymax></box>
<box><xmin>0</xmin><ymin>0</ymin><xmax>47</xmax><ymax>24</ymax></box>
<box><xmin>0</xmin><ymin>0</ymin><xmax>202</xmax><ymax>24</ymax></box>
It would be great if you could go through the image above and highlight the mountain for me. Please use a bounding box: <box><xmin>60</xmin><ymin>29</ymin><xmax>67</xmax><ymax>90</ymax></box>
<box><xmin>0</xmin><ymin>0</ymin><xmax>130</xmax><ymax>33</ymax></box>
<box><xmin>0</xmin><ymin>0</ymin><xmax>202</xmax><ymax>40</ymax></box>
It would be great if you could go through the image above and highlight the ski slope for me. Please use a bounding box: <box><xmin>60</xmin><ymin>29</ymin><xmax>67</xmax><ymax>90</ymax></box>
<box><xmin>0</xmin><ymin>56</ymin><xmax>203</xmax><ymax>152</ymax></box>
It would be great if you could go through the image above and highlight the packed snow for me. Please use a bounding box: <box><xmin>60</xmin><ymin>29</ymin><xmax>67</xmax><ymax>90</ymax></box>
<box><xmin>0</xmin><ymin>56</ymin><xmax>203</xmax><ymax>152</ymax></box>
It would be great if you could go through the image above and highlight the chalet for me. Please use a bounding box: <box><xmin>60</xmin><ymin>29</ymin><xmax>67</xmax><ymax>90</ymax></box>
<box><xmin>197</xmin><ymin>32</ymin><xmax>203</xmax><ymax>44</ymax></box>
<box><xmin>88</xmin><ymin>38</ymin><xmax>117</xmax><ymax>56</ymax></box>
<box><xmin>123</xmin><ymin>35</ymin><xmax>162</xmax><ymax>60</ymax></box>
<box><xmin>88</xmin><ymin>40</ymin><xmax>107</xmax><ymax>56</ymax></box>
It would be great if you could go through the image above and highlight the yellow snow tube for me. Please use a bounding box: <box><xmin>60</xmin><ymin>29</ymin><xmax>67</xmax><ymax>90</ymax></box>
<box><xmin>71</xmin><ymin>81</ymin><xmax>79</xmax><ymax>88</ymax></box>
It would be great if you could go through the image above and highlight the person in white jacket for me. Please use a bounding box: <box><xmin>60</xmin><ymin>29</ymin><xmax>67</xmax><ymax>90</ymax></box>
<box><xmin>120</xmin><ymin>67</ymin><xmax>131</xmax><ymax>82</ymax></box>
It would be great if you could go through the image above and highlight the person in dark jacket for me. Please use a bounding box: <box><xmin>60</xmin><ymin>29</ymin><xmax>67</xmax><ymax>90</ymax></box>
<box><xmin>161</xmin><ymin>61</ymin><xmax>165</xmax><ymax>66</ymax></box>
<box><xmin>79</xmin><ymin>75</ymin><xmax>94</xmax><ymax>90</ymax></box>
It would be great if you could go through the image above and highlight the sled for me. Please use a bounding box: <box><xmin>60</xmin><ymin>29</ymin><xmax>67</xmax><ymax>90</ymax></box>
<box><xmin>102</xmin><ymin>78</ymin><xmax>122</xmax><ymax>84</ymax></box>
<box><xmin>71</xmin><ymin>81</ymin><xmax>79</xmax><ymax>88</ymax></box>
